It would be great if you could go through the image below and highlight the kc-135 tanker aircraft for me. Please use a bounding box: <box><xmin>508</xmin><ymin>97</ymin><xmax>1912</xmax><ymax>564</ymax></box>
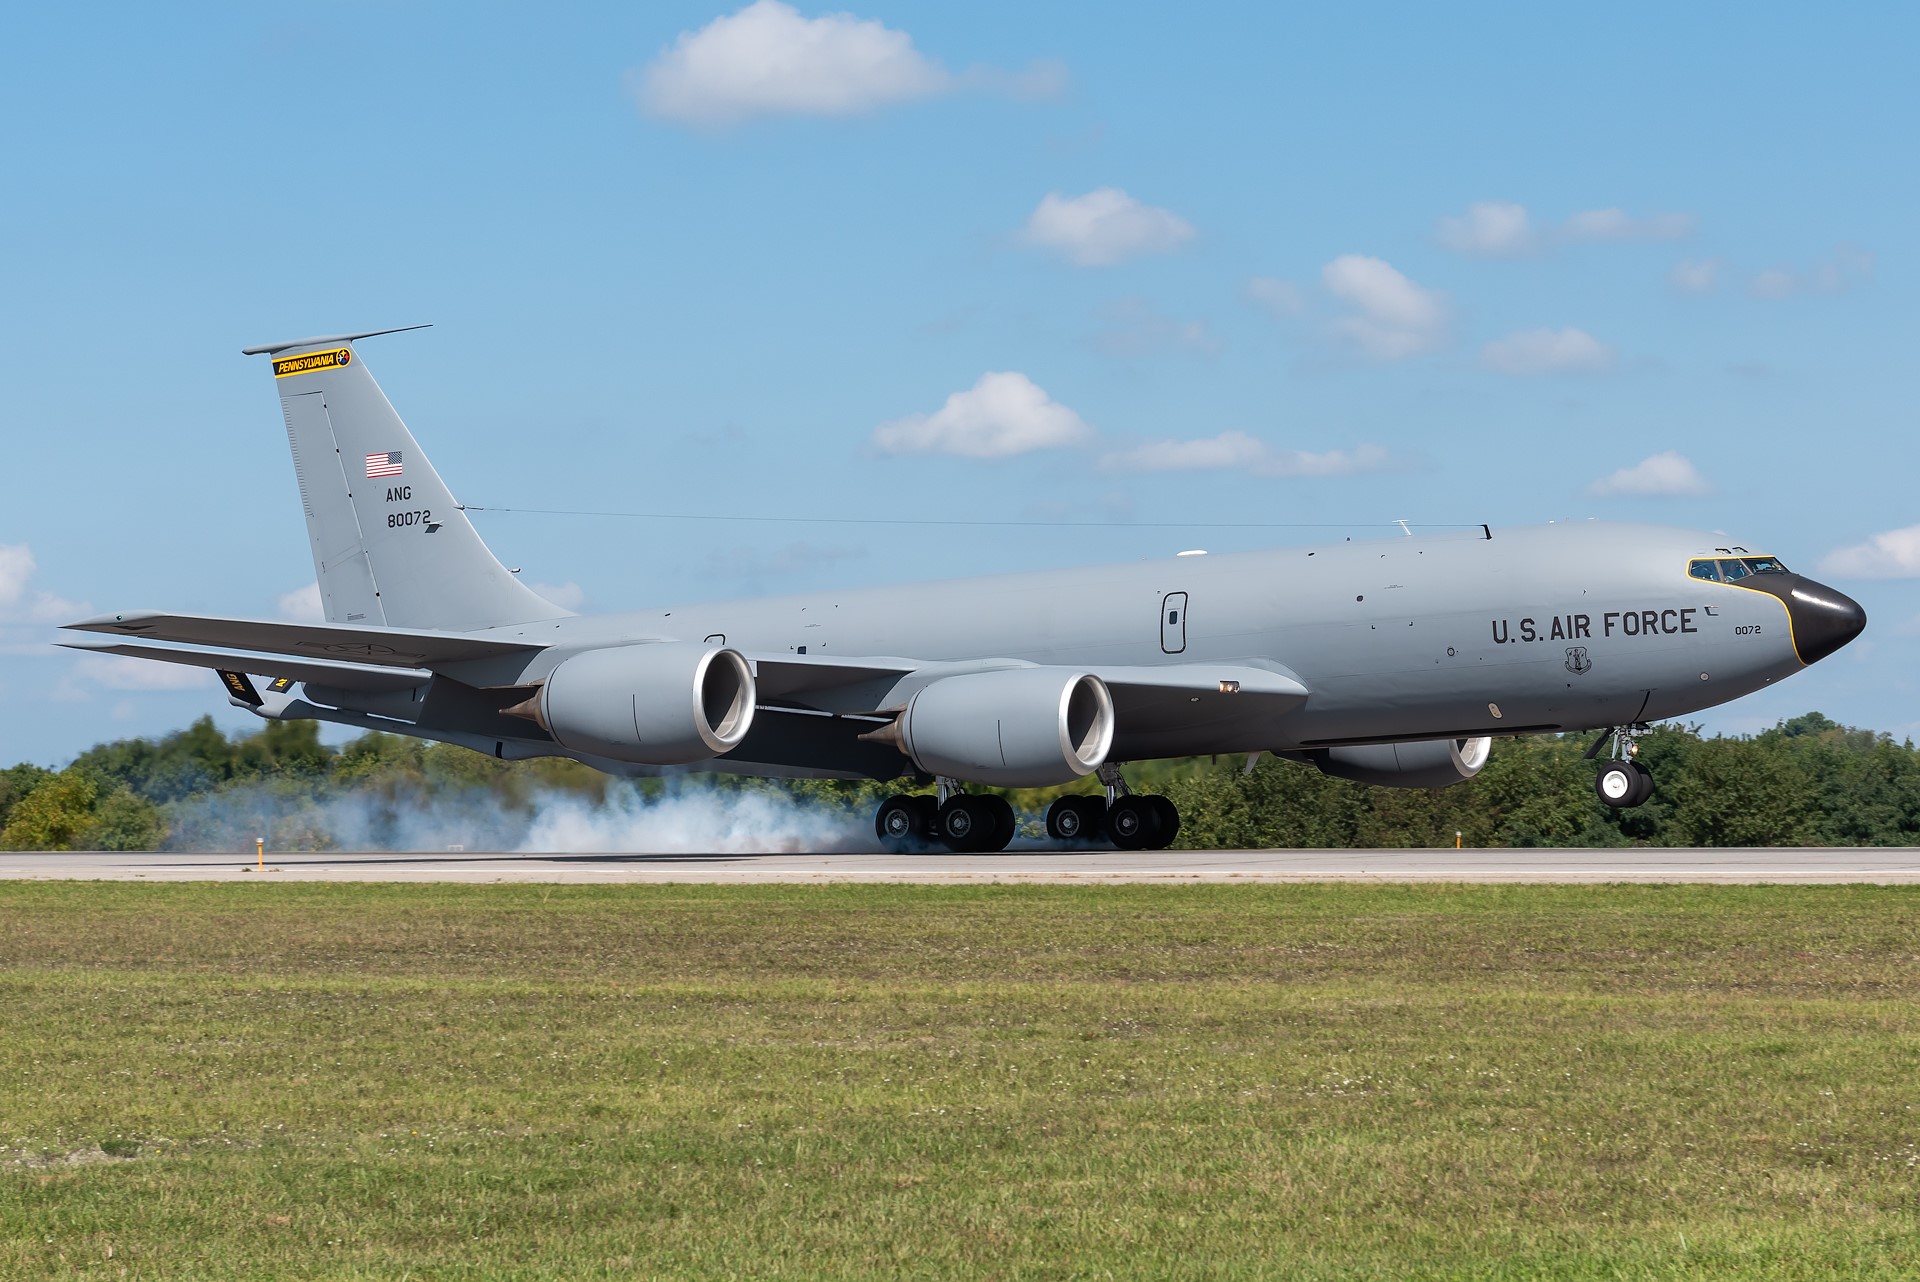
<box><xmin>64</xmin><ymin>328</ymin><xmax>1866</xmax><ymax>852</ymax></box>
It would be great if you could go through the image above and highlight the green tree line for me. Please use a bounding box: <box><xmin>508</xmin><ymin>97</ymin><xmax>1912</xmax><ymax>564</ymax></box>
<box><xmin>2</xmin><ymin>712</ymin><xmax>1917</xmax><ymax>851</ymax></box>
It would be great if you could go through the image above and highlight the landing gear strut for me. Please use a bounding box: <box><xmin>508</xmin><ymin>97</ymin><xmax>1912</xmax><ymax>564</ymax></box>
<box><xmin>1587</xmin><ymin>723</ymin><xmax>1654</xmax><ymax>808</ymax></box>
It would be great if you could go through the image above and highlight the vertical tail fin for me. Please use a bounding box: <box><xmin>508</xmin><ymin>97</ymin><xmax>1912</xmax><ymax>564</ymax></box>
<box><xmin>243</xmin><ymin>328</ymin><xmax>565</xmax><ymax>631</ymax></box>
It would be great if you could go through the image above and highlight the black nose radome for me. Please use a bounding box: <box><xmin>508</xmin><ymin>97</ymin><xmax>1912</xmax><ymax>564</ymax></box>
<box><xmin>1780</xmin><ymin>577</ymin><xmax>1867</xmax><ymax>665</ymax></box>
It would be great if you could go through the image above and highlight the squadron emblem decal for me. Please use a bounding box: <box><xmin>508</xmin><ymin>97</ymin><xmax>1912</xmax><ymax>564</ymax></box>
<box><xmin>1565</xmin><ymin>646</ymin><xmax>1593</xmax><ymax>675</ymax></box>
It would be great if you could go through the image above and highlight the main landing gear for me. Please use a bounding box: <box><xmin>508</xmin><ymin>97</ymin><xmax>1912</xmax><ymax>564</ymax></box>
<box><xmin>874</xmin><ymin>764</ymin><xmax>1183</xmax><ymax>853</ymax></box>
<box><xmin>1588</xmin><ymin>723</ymin><xmax>1654</xmax><ymax>808</ymax></box>
<box><xmin>874</xmin><ymin>783</ymin><xmax>1015</xmax><ymax>853</ymax></box>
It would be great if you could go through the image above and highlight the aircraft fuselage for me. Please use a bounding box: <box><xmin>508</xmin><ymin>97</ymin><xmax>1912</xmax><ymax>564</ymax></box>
<box><xmin>461</xmin><ymin>520</ymin><xmax>1855</xmax><ymax>766</ymax></box>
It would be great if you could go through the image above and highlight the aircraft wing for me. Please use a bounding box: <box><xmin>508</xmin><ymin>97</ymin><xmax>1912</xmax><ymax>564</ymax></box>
<box><xmin>62</xmin><ymin>611</ymin><xmax>542</xmax><ymax>669</ymax></box>
<box><xmin>59</xmin><ymin>639</ymin><xmax>431</xmax><ymax>694</ymax></box>
<box><xmin>742</xmin><ymin>651</ymin><xmax>1307</xmax><ymax>758</ymax></box>
<box><xmin>744</xmin><ymin>652</ymin><xmax>1306</xmax><ymax>710</ymax></box>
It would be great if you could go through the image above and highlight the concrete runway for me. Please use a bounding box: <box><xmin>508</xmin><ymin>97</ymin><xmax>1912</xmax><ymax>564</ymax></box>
<box><xmin>4</xmin><ymin>847</ymin><xmax>1920</xmax><ymax>884</ymax></box>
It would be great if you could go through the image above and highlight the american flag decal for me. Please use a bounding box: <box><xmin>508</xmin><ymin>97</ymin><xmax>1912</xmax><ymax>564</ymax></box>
<box><xmin>365</xmin><ymin>451</ymin><xmax>403</xmax><ymax>478</ymax></box>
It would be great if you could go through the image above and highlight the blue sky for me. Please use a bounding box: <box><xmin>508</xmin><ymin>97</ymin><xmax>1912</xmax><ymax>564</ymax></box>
<box><xmin>1</xmin><ymin>1</ymin><xmax>1914</xmax><ymax>764</ymax></box>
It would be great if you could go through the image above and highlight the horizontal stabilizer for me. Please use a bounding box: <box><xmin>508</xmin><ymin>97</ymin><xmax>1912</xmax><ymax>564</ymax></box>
<box><xmin>63</xmin><ymin>611</ymin><xmax>541</xmax><ymax>669</ymax></box>
<box><xmin>60</xmin><ymin>639</ymin><xmax>431</xmax><ymax>693</ymax></box>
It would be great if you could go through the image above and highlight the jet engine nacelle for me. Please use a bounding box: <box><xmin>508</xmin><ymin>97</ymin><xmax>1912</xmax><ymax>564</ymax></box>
<box><xmin>895</xmin><ymin>668</ymin><xmax>1115</xmax><ymax>788</ymax></box>
<box><xmin>1312</xmin><ymin>736</ymin><xmax>1491</xmax><ymax>789</ymax></box>
<box><xmin>530</xmin><ymin>642</ymin><xmax>755</xmax><ymax>766</ymax></box>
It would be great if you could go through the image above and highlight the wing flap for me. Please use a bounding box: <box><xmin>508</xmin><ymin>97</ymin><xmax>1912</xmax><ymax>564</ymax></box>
<box><xmin>1094</xmin><ymin>663</ymin><xmax>1308</xmax><ymax>759</ymax></box>
<box><xmin>1094</xmin><ymin>663</ymin><xmax>1308</xmax><ymax>704</ymax></box>
<box><xmin>744</xmin><ymin>652</ymin><xmax>921</xmax><ymax>713</ymax></box>
<box><xmin>63</xmin><ymin>611</ymin><xmax>541</xmax><ymax>668</ymax></box>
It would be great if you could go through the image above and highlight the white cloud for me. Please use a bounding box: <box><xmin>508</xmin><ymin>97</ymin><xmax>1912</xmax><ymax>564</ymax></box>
<box><xmin>1435</xmin><ymin>201</ymin><xmax>1537</xmax><ymax>257</ymax></box>
<box><xmin>1102</xmin><ymin>431</ymin><xmax>1394</xmax><ymax>478</ymax></box>
<box><xmin>1748</xmin><ymin>243</ymin><xmax>1875</xmax><ymax>299</ymax></box>
<box><xmin>872</xmin><ymin>372</ymin><xmax>1093</xmax><ymax>459</ymax></box>
<box><xmin>0</xmin><ymin>543</ymin><xmax>86</xmax><ymax>629</ymax></box>
<box><xmin>1435</xmin><ymin>202</ymin><xmax>1692</xmax><ymax>256</ymax></box>
<box><xmin>636</xmin><ymin>1</ymin><xmax>950</xmax><ymax>126</ymax></box>
<box><xmin>1243</xmin><ymin>276</ymin><xmax>1305</xmax><ymax>317</ymax></box>
<box><xmin>276</xmin><ymin>582</ymin><xmax>324</xmax><ymax>623</ymax></box>
<box><xmin>1561</xmin><ymin>208</ymin><xmax>1694</xmax><ymax>242</ymax></box>
<box><xmin>1021</xmin><ymin>188</ymin><xmax>1194</xmax><ymax>267</ymax></box>
<box><xmin>66</xmin><ymin>653</ymin><xmax>206</xmax><ymax>692</ymax></box>
<box><xmin>1586</xmin><ymin>450</ymin><xmax>1711</xmax><ymax>498</ymax></box>
<box><xmin>0</xmin><ymin>544</ymin><xmax>215</xmax><ymax>713</ymax></box>
<box><xmin>0</xmin><ymin>544</ymin><xmax>31</xmax><ymax>608</ymax></box>
<box><xmin>1321</xmin><ymin>255</ymin><xmax>1446</xmax><ymax>360</ymax></box>
<box><xmin>1481</xmin><ymin>327</ymin><xmax>1617</xmax><ymax>376</ymax></box>
<box><xmin>1092</xmin><ymin>297</ymin><xmax>1219</xmax><ymax>357</ymax></box>
<box><xmin>1669</xmin><ymin>257</ymin><xmax>1721</xmax><ymax>295</ymax></box>
<box><xmin>530</xmin><ymin>581</ymin><xmax>586</xmax><ymax>611</ymax></box>
<box><xmin>1819</xmin><ymin>525</ymin><xmax>1920</xmax><ymax>578</ymax></box>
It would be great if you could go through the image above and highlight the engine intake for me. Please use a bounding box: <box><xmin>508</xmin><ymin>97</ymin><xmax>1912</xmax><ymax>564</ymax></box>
<box><xmin>523</xmin><ymin>642</ymin><xmax>755</xmax><ymax>765</ymax></box>
<box><xmin>1311</xmin><ymin>736</ymin><xmax>1491</xmax><ymax>789</ymax></box>
<box><xmin>887</xmin><ymin>668</ymin><xmax>1114</xmax><ymax>788</ymax></box>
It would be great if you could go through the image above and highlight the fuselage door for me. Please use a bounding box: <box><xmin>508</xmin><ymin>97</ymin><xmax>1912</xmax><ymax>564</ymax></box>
<box><xmin>1161</xmin><ymin>592</ymin><xmax>1188</xmax><ymax>654</ymax></box>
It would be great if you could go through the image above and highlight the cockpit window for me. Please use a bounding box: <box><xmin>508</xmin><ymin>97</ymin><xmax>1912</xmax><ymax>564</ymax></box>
<box><xmin>1689</xmin><ymin>556</ymin><xmax>1791</xmax><ymax>583</ymax></box>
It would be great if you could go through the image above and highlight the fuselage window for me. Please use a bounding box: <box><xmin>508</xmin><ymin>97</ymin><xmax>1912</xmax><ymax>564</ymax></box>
<box><xmin>1741</xmin><ymin>556</ymin><xmax>1789</xmax><ymax>575</ymax></box>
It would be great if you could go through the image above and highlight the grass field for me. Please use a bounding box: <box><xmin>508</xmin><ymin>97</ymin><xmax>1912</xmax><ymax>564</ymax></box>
<box><xmin>2</xmin><ymin>883</ymin><xmax>1918</xmax><ymax>1279</ymax></box>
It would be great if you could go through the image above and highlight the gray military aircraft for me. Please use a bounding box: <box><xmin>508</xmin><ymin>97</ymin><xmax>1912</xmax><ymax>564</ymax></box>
<box><xmin>62</xmin><ymin>329</ymin><xmax>1866</xmax><ymax>851</ymax></box>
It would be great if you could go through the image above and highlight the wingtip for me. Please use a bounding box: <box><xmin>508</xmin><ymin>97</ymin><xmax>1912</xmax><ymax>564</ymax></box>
<box><xmin>62</xmin><ymin>611</ymin><xmax>162</xmax><ymax>632</ymax></box>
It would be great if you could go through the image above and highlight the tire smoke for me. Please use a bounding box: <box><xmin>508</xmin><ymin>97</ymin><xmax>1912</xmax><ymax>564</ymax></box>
<box><xmin>161</xmin><ymin>779</ymin><xmax>870</xmax><ymax>855</ymax></box>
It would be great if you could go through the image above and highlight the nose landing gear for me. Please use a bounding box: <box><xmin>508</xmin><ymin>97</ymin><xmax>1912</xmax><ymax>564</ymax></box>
<box><xmin>1588</xmin><ymin>724</ymin><xmax>1654</xmax><ymax>808</ymax></box>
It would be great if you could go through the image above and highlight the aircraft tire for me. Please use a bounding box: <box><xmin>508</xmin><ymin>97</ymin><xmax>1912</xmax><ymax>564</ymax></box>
<box><xmin>912</xmin><ymin>794</ymin><xmax>940</xmax><ymax>832</ymax></box>
<box><xmin>1628</xmin><ymin>761</ymin><xmax>1655</xmax><ymax>806</ymax></box>
<box><xmin>875</xmin><ymin>794</ymin><xmax>932</xmax><ymax>848</ymax></box>
<box><xmin>1144</xmin><ymin>795</ymin><xmax>1181</xmax><ymax>849</ymax></box>
<box><xmin>936</xmin><ymin>797</ymin><xmax>1001</xmax><ymax>852</ymax></box>
<box><xmin>1107</xmin><ymin>796</ymin><xmax>1162</xmax><ymax>851</ymax></box>
<box><xmin>980</xmin><ymin>795</ymin><xmax>1017</xmax><ymax>851</ymax></box>
<box><xmin>1075</xmin><ymin>796</ymin><xmax>1108</xmax><ymax>843</ymax></box>
<box><xmin>1045</xmin><ymin>795</ymin><xmax>1100</xmax><ymax>843</ymax></box>
<box><xmin>1594</xmin><ymin>761</ymin><xmax>1643</xmax><ymax>808</ymax></box>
